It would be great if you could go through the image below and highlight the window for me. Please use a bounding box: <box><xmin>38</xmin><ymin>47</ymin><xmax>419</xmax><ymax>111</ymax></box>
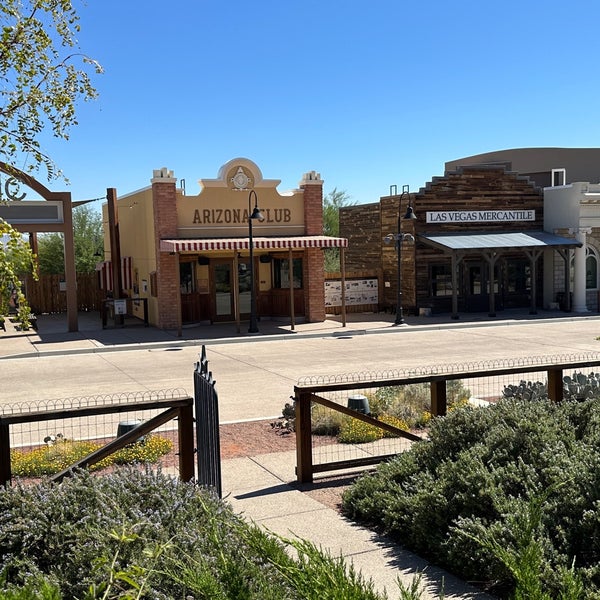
<box><xmin>570</xmin><ymin>247</ymin><xmax>599</xmax><ymax>290</ymax></box>
<box><xmin>551</xmin><ymin>168</ymin><xmax>566</xmax><ymax>186</ymax></box>
<box><xmin>273</xmin><ymin>258</ymin><xmax>303</xmax><ymax>289</ymax></box>
<box><xmin>587</xmin><ymin>248</ymin><xmax>598</xmax><ymax>289</ymax></box>
<box><xmin>180</xmin><ymin>262</ymin><xmax>195</xmax><ymax>294</ymax></box>
<box><xmin>506</xmin><ymin>260</ymin><xmax>530</xmax><ymax>294</ymax></box>
<box><xmin>430</xmin><ymin>264</ymin><xmax>453</xmax><ymax>297</ymax></box>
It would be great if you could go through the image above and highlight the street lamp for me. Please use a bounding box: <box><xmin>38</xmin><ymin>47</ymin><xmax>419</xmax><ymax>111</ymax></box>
<box><xmin>248</xmin><ymin>190</ymin><xmax>264</xmax><ymax>333</ymax></box>
<box><xmin>384</xmin><ymin>184</ymin><xmax>416</xmax><ymax>326</ymax></box>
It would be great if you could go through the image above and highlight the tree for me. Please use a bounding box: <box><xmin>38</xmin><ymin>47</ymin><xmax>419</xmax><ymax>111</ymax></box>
<box><xmin>0</xmin><ymin>218</ymin><xmax>37</xmax><ymax>326</ymax></box>
<box><xmin>0</xmin><ymin>1</ymin><xmax>101</xmax><ymax>322</ymax></box>
<box><xmin>0</xmin><ymin>0</ymin><xmax>102</xmax><ymax>179</ymax></box>
<box><xmin>323</xmin><ymin>188</ymin><xmax>353</xmax><ymax>272</ymax></box>
<box><xmin>37</xmin><ymin>204</ymin><xmax>103</xmax><ymax>274</ymax></box>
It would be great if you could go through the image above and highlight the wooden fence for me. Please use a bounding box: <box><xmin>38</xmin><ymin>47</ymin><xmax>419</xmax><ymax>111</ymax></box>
<box><xmin>25</xmin><ymin>273</ymin><xmax>101</xmax><ymax>314</ymax></box>
<box><xmin>294</xmin><ymin>353</ymin><xmax>600</xmax><ymax>482</ymax></box>
<box><xmin>0</xmin><ymin>390</ymin><xmax>195</xmax><ymax>486</ymax></box>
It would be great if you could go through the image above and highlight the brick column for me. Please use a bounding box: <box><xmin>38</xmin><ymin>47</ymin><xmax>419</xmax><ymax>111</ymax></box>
<box><xmin>151</xmin><ymin>167</ymin><xmax>179</xmax><ymax>330</ymax></box>
<box><xmin>300</xmin><ymin>171</ymin><xmax>325</xmax><ymax>321</ymax></box>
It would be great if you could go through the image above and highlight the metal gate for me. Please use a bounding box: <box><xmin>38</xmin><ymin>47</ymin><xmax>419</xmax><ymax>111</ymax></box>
<box><xmin>194</xmin><ymin>345</ymin><xmax>222</xmax><ymax>497</ymax></box>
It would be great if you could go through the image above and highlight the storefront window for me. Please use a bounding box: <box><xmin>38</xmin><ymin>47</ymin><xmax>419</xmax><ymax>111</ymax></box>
<box><xmin>274</xmin><ymin>258</ymin><xmax>303</xmax><ymax>289</ymax></box>
<box><xmin>506</xmin><ymin>260</ymin><xmax>530</xmax><ymax>294</ymax></box>
<box><xmin>430</xmin><ymin>264</ymin><xmax>453</xmax><ymax>297</ymax></box>
<box><xmin>180</xmin><ymin>262</ymin><xmax>195</xmax><ymax>294</ymax></box>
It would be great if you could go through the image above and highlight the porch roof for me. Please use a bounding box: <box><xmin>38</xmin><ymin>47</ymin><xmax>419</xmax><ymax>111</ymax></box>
<box><xmin>419</xmin><ymin>230</ymin><xmax>582</xmax><ymax>252</ymax></box>
<box><xmin>160</xmin><ymin>235</ymin><xmax>348</xmax><ymax>253</ymax></box>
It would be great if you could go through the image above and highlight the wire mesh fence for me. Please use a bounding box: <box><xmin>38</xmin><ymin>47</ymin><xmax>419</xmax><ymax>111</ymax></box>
<box><xmin>295</xmin><ymin>353</ymin><xmax>600</xmax><ymax>481</ymax></box>
<box><xmin>0</xmin><ymin>389</ymin><xmax>191</xmax><ymax>484</ymax></box>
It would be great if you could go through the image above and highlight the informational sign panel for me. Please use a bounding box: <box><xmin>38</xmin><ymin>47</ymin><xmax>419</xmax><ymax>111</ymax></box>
<box><xmin>114</xmin><ymin>299</ymin><xmax>127</xmax><ymax>315</ymax></box>
<box><xmin>325</xmin><ymin>278</ymin><xmax>378</xmax><ymax>308</ymax></box>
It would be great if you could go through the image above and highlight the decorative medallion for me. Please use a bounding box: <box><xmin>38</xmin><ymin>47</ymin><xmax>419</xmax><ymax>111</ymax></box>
<box><xmin>231</xmin><ymin>167</ymin><xmax>251</xmax><ymax>190</ymax></box>
<box><xmin>4</xmin><ymin>176</ymin><xmax>26</xmax><ymax>201</ymax></box>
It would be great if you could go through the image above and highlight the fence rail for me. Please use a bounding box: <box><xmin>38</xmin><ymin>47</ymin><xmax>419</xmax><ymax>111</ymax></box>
<box><xmin>294</xmin><ymin>353</ymin><xmax>600</xmax><ymax>482</ymax></box>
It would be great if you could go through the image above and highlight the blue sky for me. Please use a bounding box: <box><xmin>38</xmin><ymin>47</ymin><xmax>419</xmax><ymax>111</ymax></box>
<box><xmin>33</xmin><ymin>0</ymin><xmax>600</xmax><ymax>207</ymax></box>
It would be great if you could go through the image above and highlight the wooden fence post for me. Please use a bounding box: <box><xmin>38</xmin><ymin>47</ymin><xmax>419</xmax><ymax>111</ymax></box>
<box><xmin>431</xmin><ymin>380</ymin><xmax>447</xmax><ymax>416</ymax></box>
<box><xmin>548</xmin><ymin>368</ymin><xmax>564</xmax><ymax>402</ymax></box>
<box><xmin>295</xmin><ymin>389</ymin><xmax>313</xmax><ymax>483</ymax></box>
<box><xmin>0</xmin><ymin>422</ymin><xmax>11</xmax><ymax>486</ymax></box>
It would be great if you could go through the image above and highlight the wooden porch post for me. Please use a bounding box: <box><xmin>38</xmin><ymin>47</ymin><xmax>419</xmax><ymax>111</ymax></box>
<box><xmin>289</xmin><ymin>248</ymin><xmax>295</xmax><ymax>331</ymax></box>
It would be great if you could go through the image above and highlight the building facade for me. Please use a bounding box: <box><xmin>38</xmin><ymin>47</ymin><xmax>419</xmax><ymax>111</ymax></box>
<box><xmin>101</xmin><ymin>158</ymin><xmax>347</xmax><ymax>331</ymax></box>
<box><xmin>340</xmin><ymin>163</ymin><xmax>581</xmax><ymax>318</ymax></box>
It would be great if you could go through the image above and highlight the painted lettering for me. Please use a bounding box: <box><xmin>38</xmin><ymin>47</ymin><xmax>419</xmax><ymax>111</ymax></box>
<box><xmin>190</xmin><ymin>206</ymin><xmax>297</xmax><ymax>224</ymax></box>
<box><xmin>426</xmin><ymin>210</ymin><xmax>536</xmax><ymax>224</ymax></box>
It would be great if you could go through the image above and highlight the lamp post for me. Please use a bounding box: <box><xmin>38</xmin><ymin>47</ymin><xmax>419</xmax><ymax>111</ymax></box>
<box><xmin>384</xmin><ymin>184</ymin><xmax>416</xmax><ymax>326</ymax></box>
<box><xmin>247</xmin><ymin>190</ymin><xmax>264</xmax><ymax>333</ymax></box>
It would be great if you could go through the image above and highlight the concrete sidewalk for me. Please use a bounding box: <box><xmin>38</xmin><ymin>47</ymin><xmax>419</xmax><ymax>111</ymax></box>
<box><xmin>2</xmin><ymin>306</ymin><xmax>599</xmax><ymax>359</ymax></box>
<box><xmin>222</xmin><ymin>449</ymin><xmax>495</xmax><ymax>599</ymax></box>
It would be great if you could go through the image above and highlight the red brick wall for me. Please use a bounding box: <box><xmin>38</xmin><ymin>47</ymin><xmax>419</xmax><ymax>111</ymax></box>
<box><xmin>304</xmin><ymin>248</ymin><xmax>325</xmax><ymax>321</ymax></box>
<box><xmin>152</xmin><ymin>174</ymin><xmax>179</xmax><ymax>330</ymax></box>
<box><xmin>302</xmin><ymin>175</ymin><xmax>323</xmax><ymax>236</ymax></box>
<box><xmin>300</xmin><ymin>174</ymin><xmax>325</xmax><ymax>321</ymax></box>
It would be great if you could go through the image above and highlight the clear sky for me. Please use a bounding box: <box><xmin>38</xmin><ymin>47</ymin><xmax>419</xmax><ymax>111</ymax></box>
<box><xmin>31</xmin><ymin>0</ymin><xmax>600</xmax><ymax>208</ymax></box>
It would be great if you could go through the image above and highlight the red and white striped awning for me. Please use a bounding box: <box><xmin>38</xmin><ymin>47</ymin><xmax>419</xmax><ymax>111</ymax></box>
<box><xmin>160</xmin><ymin>236</ymin><xmax>348</xmax><ymax>253</ymax></box>
<box><xmin>95</xmin><ymin>257</ymin><xmax>133</xmax><ymax>291</ymax></box>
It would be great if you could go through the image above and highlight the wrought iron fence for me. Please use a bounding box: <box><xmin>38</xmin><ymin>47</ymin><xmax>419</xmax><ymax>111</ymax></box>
<box><xmin>194</xmin><ymin>346</ymin><xmax>222</xmax><ymax>497</ymax></box>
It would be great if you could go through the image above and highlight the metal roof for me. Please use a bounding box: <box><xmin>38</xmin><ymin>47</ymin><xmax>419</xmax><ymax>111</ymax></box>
<box><xmin>419</xmin><ymin>231</ymin><xmax>582</xmax><ymax>252</ymax></box>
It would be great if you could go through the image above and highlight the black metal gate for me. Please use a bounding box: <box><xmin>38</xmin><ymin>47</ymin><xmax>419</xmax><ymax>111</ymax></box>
<box><xmin>194</xmin><ymin>345</ymin><xmax>222</xmax><ymax>497</ymax></box>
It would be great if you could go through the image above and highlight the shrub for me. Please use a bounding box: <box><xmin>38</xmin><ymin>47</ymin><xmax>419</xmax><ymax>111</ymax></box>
<box><xmin>0</xmin><ymin>468</ymin><xmax>386</xmax><ymax>599</ymax></box>
<box><xmin>10</xmin><ymin>434</ymin><xmax>173</xmax><ymax>477</ymax></box>
<box><xmin>342</xmin><ymin>397</ymin><xmax>600</xmax><ymax>598</ymax></box>
<box><xmin>338</xmin><ymin>417</ymin><xmax>383</xmax><ymax>444</ymax></box>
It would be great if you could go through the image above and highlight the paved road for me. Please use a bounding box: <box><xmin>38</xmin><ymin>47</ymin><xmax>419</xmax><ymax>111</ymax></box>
<box><xmin>3</xmin><ymin>317</ymin><xmax>600</xmax><ymax>422</ymax></box>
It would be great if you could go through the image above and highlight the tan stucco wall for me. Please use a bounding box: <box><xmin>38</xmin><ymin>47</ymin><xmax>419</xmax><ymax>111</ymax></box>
<box><xmin>176</xmin><ymin>160</ymin><xmax>305</xmax><ymax>237</ymax></box>
<box><xmin>102</xmin><ymin>186</ymin><xmax>159</xmax><ymax>325</ymax></box>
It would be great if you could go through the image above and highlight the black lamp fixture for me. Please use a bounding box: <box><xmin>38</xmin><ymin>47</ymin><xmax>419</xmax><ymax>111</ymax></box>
<box><xmin>247</xmin><ymin>189</ymin><xmax>264</xmax><ymax>333</ymax></box>
<box><xmin>384</xmin><ymin>184</ymin><xmax>417</xmax><ymax>326</ymax></box>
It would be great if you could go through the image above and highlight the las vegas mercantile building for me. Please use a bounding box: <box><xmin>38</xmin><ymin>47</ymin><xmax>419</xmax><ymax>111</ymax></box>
<box><xmin>340</xmin><ymin>148</ymin><xmax>600</xmax><ymax>318</ymax></box>
<box><xmin>100</xmin><ymin>158</ymin><xmax>347</xmax><ymax>331</ymax></box>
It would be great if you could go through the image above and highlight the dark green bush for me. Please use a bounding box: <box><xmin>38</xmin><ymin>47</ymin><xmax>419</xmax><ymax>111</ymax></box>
<box><xmin>0</xmin><ymin>467</ymin><xmax>385</xmax><ymax>599</ymax></box>
<box><xmin>342</xmin><ymin>397</ymin><xmax>600</xmax><ymax>598</ymax></box>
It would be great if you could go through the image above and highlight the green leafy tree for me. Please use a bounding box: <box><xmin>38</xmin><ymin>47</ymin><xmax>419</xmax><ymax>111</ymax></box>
<box><xmin>323</xmin><ymin>188</ymin><xmax>353</xmax><ymax>273</ymax></box>
<box><xmin>0</xmin><ymin>0</ymin><xmax>102</xmax><ymax>179</ymax></box>
<box><xmin>0</xmin><ymin>0</ymin><xmax>101</xmax><ymax>321</ymax></box>
<box><xmin>37</xmin><ymin>205</ymin><xmax>103</xmax><ymax>274</ymax></box>
<box><xmin>0</xmin><ymin>218</ymin><xmax>37</xmax><ymax>325</ymax></box>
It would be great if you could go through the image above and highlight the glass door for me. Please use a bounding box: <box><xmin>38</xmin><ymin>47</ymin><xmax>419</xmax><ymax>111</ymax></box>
<box><xmin>214</xmin><ymin>262</ymin><xmax>232</xmax><ymax>320</ymax></box>
<box><xmin>212</xmin><ymin>259</ymin><xmax>251</xmax><ymax>322</ymax></box>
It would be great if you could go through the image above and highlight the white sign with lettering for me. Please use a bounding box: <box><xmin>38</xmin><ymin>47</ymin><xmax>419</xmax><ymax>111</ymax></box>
<box><xmin>426</xmin><ymin>210</ymin><xmax>535</xmax><ymax>223</ymax></box>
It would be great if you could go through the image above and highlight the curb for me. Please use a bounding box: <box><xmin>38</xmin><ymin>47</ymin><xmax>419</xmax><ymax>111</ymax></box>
<box><xmin>3</xmin><ymin>313</ymin><xmax>600</xmax><ymax>361</ymax></box>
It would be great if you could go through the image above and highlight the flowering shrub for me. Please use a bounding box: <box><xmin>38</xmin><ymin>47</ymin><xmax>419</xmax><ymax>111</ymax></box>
<box><xmin>10</xmin><ymin>434</ymin><xmax>173</xmax><ymax>477</ymax></box>
<box><xmin>0</xmin><ymin>468</ymin><xmax>385</xmax><ymax>599</ymax></box>
<box><xmin>337</xmin><ymin>417</ymin><xmax>383</xmax><ymax>444</ymax></box>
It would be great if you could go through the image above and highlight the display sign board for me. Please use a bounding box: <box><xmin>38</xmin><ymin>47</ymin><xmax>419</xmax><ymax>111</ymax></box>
<box><xmin>325</xmin><ymin>278</ymin><xmax>378</xmax><ymax>308</ymax></box>
<box><xmin>426</xmin><ymin>210</ymin><xmax>535</xmax><ymax>224</ymax></box>
<box><xmin>114</xmin><ymin>299</ymin><xmax>127</xmax><ymax>315</ymax></box>
<box><xmin>0</xmin><ymin>201</ymin><xmax>64</xmax><ymax>224</ymax></box>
